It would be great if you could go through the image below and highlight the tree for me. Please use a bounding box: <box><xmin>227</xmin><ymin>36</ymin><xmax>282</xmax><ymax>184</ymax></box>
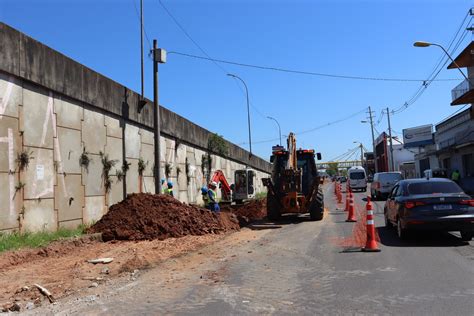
<box><xmin>327</xmin><ymin>162</ymin><xmax>339</xmax><ymax>176</ymax></box>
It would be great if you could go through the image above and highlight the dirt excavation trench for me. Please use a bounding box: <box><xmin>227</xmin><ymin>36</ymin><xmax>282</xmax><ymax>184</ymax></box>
<box><xmin>0</xmin><ymin>194</ymin><xmax>266</xmax><ymax>312</ymax></box>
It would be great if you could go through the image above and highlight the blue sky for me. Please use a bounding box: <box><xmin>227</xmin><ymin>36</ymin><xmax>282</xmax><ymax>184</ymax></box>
<box><xmin>1</xmin><ymin>0</ymin><xmax>473</xmax><ymax>161</ymax></box>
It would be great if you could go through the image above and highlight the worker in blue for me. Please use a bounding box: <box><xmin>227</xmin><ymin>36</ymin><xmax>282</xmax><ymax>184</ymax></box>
<box><xmin>201</xmin><ymin>186</ymin><xmax>209</xmax><ymax>206</ymax></box>
<box><xmin>165</xmin><ymin>180</ymin><xmax>174</xmax><ymax>197</ymax></box>
<box><xmin>207</xmin><ymin>181</ymin><xmax>220</xmax><ymax>213</ymax></box>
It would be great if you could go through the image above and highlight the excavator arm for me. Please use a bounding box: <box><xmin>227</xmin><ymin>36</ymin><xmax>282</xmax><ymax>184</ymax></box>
<box><xmin>211</xmin><ymin>170</ymin><xmax>232</xmax><ymax>201</ymax></box>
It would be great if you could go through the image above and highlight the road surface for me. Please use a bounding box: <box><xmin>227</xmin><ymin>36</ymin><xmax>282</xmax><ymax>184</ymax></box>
<box><xmin>35</xmin><ymin>183</ymin><xmax>474</xmax><ymax>315</ymax></box>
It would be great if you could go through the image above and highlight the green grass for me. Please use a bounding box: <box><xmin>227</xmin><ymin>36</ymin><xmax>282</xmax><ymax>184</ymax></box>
<box><xmin>0</xmin><ymin>226</ymin><xmax>86</xmax><ymax>253</ymax></box>
<box><xmin>255</xmin><ymin>191</ymin><xmax>267</xmax><ymax>200</ymax></box>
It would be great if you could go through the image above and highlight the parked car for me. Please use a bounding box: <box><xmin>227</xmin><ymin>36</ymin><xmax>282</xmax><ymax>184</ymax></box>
<box><xmin>423</xmin><ymin>168</ymin><xmax>448</xmax><ymax>179</ymax></box>
<box><xmin>348</xmin><ymin>166</ymin><xmax>367</xmax><ymax>192</ymax></box>
<box><xmin>339</xmin><ymin>176</ymin><xmax>347</xmax><ymax>183</ymax></box>
<box><xmin>384</xmin><ymin>178</ymin><xmax>474</xmax><ymax>241</ymax></box>
<box><xmin>371</xmin><ymin>172</ymin><xmax>403</xmax><ymax>200</ymax></box>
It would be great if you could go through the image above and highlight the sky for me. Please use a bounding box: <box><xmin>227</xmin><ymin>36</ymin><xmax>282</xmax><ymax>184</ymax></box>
<box><xmin>1</xmin><ymin>0</ymin><xmax>473</xmax><ymax>162</ymax></box>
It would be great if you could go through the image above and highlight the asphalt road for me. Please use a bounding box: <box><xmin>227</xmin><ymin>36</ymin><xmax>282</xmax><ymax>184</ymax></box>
<box><xmin>37</xmin><ymin>183</ymin><xmax>474</xmax><ymax>315</ymax></box>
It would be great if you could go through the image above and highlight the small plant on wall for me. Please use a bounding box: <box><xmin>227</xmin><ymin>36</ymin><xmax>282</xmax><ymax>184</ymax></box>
<box><xmin>79</xmin><ymin>148</ymin><xmax>91</xmax><ymax>172</ymax></box>
<box><xmin>185</xmin><ymin>158</ymin><xmax>191</xmax><ymax>184</ymax></box>
<box><xmin>176</xmin><ymin>166</ymin><xmax>182</xmax><ymax>178</ymax></box>
<box><xmin>138</xmin><ymin>158</ymin><xmax>148</xmax><ymax>193</ymax></box>
<box><xmin>138</xmin><ymin>158</ymin><xmax>148</xmax><ymax>177</ymax></box>
<box><xmin>99</xmin><ymin>151</ymin><xmax>117</xmax><ymax>193</ymax></box>
<box><xmin>208</xmin><ymin>133</ymin><xmax>228</xmax><ymax>156</ymax></box>
<box><xmin>13</xmin><ymin>181</ymin><xmax>25</xmax><ymax>200</ymax></box>
<box><xmin>16</xmin><ymin>149</ymin><xmax>34</xmax><ymax>172</ymax></box>
<box><xmin>116</xmin><ymin>160</ymin><xmax>131</xmax><ymax>182</ymax></box>
<box><xmin>201</xmin><ymin>154</ymin><xmax>212</xmax><ymax>183</ymax></box>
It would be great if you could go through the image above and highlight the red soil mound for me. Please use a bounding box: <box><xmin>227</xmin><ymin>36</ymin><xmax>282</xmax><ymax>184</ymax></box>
<box><xmin>88</xmin><ymin>193</ymin><xmax>239</xmax><ymax>241</ymax></box>
<box><xmin>221</xmin><ymin>199</ymin><xmax>267</xmax><ymax>226</ymax></box>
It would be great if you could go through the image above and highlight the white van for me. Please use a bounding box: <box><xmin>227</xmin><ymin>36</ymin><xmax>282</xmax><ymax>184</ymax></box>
<box><xmin>348</xmin><ymin>166</ymin><xmax>367</xmax><ymax>192</ymax></box>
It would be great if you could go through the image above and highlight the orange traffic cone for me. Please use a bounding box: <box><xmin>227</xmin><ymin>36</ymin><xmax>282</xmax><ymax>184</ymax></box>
<box><xmin>344</xmin><ymin>188</ymin><xmax>350</xmax><ymax>212</ymax></box>
<box><xmin>334</xmin><ymin>182</ymin><xmax>338</xmax><ymax>195</ymax></box>
<box><xmin>362</xmin><ymin>196</ymin><xmax>381</xmax><ymax>252</ymax></box>
<box><xmin>337</xmin><ymin>184</ymin><xmax>342</xmax><ymax>203</ymax></box>
<box><xmin>346</xmin><ymin>190</ymin><xmax>357</xmax><ymax>222</ymax></box>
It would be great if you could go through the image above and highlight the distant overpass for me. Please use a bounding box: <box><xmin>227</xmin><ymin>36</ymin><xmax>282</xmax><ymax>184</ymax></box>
<box><xmin>317</xmin><ymin>160</ymin><xmax>362</xmax><ymax>169</ymax></box>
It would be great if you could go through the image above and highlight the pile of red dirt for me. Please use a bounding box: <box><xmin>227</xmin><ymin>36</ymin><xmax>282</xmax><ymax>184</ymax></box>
<box><xmin>221</xmin><ymin>199</ymin><xmax>267</xmax><ymax>226</ymax></box>
<box><xmin>88</xmin><ymin>193</ymin><xmax>239</xmax><ymax>241</ymax></box>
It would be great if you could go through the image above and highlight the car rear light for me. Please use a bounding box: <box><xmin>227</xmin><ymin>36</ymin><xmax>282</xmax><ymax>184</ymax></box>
<box><xmin>459</xmin><ymin>200</ymin><xmax>474</xmax><ymax>207</ymax></box>
<box><xmin>407</xmin><ymin>220</ymin><xmax>425</xmax><ymax>225</ymax></box>
<box><xmin>373</xmin><ymin>182</ymin><xmax>380</xmax><ymax>189</ymax></box>
<box><xmin>404</xmin><ymin>201</ymin><xmax>426</xmax><ymax>209</ymax></box>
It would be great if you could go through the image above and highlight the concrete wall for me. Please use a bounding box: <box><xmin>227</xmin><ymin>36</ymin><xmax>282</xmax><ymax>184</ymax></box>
<box><xmin>0</xmin><ymin>23</ymin><xmax>271</xmax><ymax>233</ymax></box>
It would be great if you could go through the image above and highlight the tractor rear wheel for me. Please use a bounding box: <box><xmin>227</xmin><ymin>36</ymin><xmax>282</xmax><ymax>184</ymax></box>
<box><xmin>309</xmin><ymin>192</ymin><xmax>324</xmax><ymax>221</ymax></box>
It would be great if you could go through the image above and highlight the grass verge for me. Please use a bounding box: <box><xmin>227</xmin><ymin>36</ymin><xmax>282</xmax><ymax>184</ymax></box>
<box><xmin>255</xmin><ymin>191</ymin><xmax>267</xmax><ymax>200</ymax></box>
<box><xmin>0</xmin><ymin>226</ymin><xmax>86</xmax><ymax>253</ymax></box>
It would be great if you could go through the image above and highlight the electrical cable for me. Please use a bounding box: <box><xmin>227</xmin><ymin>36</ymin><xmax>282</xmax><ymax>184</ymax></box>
<box><xmin>167</xmin><ymin>51</ymin><xmax>460</xmax><ymax>83</ymax></box>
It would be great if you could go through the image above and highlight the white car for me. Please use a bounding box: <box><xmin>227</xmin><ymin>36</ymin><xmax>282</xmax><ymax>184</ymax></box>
<box><xmin>371</xmin><ymin>172</ymin><xmax>403</xmax><ymax>200</ymax></box>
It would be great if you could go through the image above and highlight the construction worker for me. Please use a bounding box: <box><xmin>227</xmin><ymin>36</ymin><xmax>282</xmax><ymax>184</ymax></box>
<box><xmin>201</xmin><ymin>186</ymin><xmax>209</xmax><ymax>206</ymax></box>
<box><xmin>451</xmin><ymin>169</ymin><xmax>461</xmax><ymax>184</ymax></box>
<box><xmin>165</xmin><ymin>180</ymin><xmax>174</xmax><ymax>197</ymax></box>
<box><xmin>160</xmin><ymin>178</ymin><xmax>166</xmax><ymax>194</ymax></box>
<box><xmin>207</xmin><ymin>181</ymin><xmax>220</xmax><ymax>213</ymax></box>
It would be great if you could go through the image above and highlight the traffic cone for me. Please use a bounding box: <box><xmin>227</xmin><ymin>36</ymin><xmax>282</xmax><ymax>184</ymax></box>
<box><xmin>344</xmin><ymin>188</ymin><xmax>350</xmax><ymax>212</ymax></box>
<box><xmin>337</xmin><ymin>184</ymin><xmax>342</xmax><ymax>203</ymax></box>
<box><xmin>346</xmin><ymin>190</ymin><xmax>357</xmax><ymax>222</ymax></box>
<box><xmin>362</xmin><ymin>196</ymin><xmax>381</xmax><ymax>252</ymax></box>
<box><xmin>334</xmin><ymin>182</ymin><xmax>338</xmax><ymax>195</ymax></box>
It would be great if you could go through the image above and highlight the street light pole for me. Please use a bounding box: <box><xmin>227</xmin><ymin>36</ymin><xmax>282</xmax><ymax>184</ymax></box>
<box><xmin>267</xmin><ymin>116</ymin><xmax>282</xmax><ymax>145</ymax></box>
<box><xmin>414</xmin><ymin>41</ymin><xmax>470</xmax><ymax>83</ymax></box>
<box><xmin>227</xmin><ymin>74</ymin><xmax>252</xmax><ymax>157</ymax></box>
<box><xmin>353</xmin><ymin>141</ymin><xmax>364</xmax><ymax>167</ymax></box>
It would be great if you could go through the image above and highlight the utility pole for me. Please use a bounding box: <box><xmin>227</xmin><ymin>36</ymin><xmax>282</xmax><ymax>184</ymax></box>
<box><xmin>152</xmin><ymin>40</ymin><xmax>167</xmax><ymax>193</ymax></box>
<box><xmin>359</xmin><ymin>143</ymin><xmax>364</xmax><ymax>167</ymax></box>
<box><xmin>368</xmin><ymin>106</ymin><xmax>377</xmax><ymax>172</ymax></box>
<box><xmin>386</xmin><ymin>107</ymin><xmax>395</xmax><ymax>172</ymax></box>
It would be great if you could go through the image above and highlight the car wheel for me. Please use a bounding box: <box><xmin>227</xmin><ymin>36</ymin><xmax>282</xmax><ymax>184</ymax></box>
<box><xmin>460</xmin><ymin>231</ymin><xmax>473</xmax><ymax>241</ymax></box>
<box><xmin>384</xmin><ymin>209</ymin><xmax>392</xmax><ymax>228</ymax></box>
<box><xmin>397</xmin><ymin>218</ymin><xmax>408</xmax><ymax>240</ymax></box>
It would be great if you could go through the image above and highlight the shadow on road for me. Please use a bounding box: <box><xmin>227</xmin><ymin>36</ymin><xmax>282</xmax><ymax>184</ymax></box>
<box><xmin>247</xmin><ymin>214</ymin><xmax>314</xmax><ymax>230</ymax></box>
<box><xmin>377</xmin><ymin>226</ymin><xmax>470</xmax><ymax>247</ymax></box>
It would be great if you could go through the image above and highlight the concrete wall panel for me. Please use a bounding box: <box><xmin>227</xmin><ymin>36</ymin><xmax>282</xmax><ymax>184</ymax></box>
<box><xmin>0</xmin><ymin>173</ymin><xmax>20</xmax><ymax>230</ymax></box>
<box><xmin>56</xmin><ymin>127</ymin><xmax>82</xmax><ymax>174</ymax></box>
<box><xmin>55</xmin><ymin>174</ymin><xmax>84</xmax><ymax>222</ymax></box>
<box><xmin>83</xmin><ymin>153</ymin><xmax>104</xmax><ymax>196</ymax></box>
<box><xmin>105</xmin><ymin>116</ymin><xmax>122</xmax><ymax>139</ymax></box>
<box><xmin>140</xmin><ymin>129</ymin><xmax>154</xmax><ymax>145</ymax></box>
<box><xmin>0</xmin><ymin>116</ymin><xmax>20</xmax><ymax>173</ymax></box>
<box><xmin>105</xmin><ymin>136</ymin><xmax>123</xmax><ymax>169</ymax></box>
<box><xmin>23</xmin><ymin>147</ymin><xmax>54</xmax><ymax>199</ymax></box>
<box><xmin>142</xmin><ymin>176</ymin><xmax>154</xmax><ymax>193</ymax></box>
<box><xmin>0</xmin><ymin>73</ymin><xmax>22</xmax><ymax>118</ymax></box>
<box><xmin>22</xmin><ymin>86</ymin><xmax>54</xmax><ymax>149</ymax></box>
<box><xmin>139</xmin><ymin>143</ymin><xmax>154</xmax><ymax>177</ymax></box>
<box><xmin>83</xmin><ymin>196</ymin><xmax>105</xmax><ymax>224</ymax></box>
<box><xmin>59</xmin><ymin>218</ymin><xmax>82</xmax><ymax>230</ymax></box>
<box><xmin>54</xmin><ymin>96</ymin><xmax>83</xmax><ymax>130</ymax></box>
<box><xmin>23</xmin><ymin>199</ymin><xmax>55</xmax><ymax>232</ymax></box>
<box><xmin>108</xmin><ymin>175</ymin><xmax>123</xmax><ymax>206</ymax></box>
<box><xmin>126</xmin><ymin>159</ymin><xmax>139</xmax><ymax>194</ymax></box>
<box><xmin>82</xmin><ymin>109</ymin><xmax>106</xmax><ymax>155</ymax></box>
<box><xmin>125</xmin><ymin>124</ymin><xmax>140</xmax><ymax>159</ymax></box>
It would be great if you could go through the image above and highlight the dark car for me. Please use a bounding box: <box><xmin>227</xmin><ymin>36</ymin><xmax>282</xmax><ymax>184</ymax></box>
<box><xmin>384</xmin><ymin>178</ymin><xmax>474</xmax><ymax>241</ymax></box>
<box><xmin>339</xmin><ymin>176</ymin><xmax>347</xmax><ymax>183</ymax></box>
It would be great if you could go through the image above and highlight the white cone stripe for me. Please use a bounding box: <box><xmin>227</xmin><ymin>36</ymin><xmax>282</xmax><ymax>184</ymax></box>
<box><xmin>367</xmin><ymin>211</ymin><xmax>374</xmax><ymax>215</ymax></box>
<box><xmin>367</xmin><ymin>220</ymin><xmax>375</xmax><ymax>225</ymax></box>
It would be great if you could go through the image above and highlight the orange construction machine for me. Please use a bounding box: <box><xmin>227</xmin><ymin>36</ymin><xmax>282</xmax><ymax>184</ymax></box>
<box><xmin>262</xmin><ymin>133</ymin><xmax>324</xmax><ymax>220</ymax></box>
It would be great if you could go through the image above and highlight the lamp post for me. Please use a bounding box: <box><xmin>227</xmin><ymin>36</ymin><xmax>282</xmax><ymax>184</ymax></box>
<box><xmin>267</xmin><ymin>116</ymin><xmax>282</xmax><ymax>145</ymax></box>
<box><xmin>414</xmin><ymin>41</ymin><xmax>470</xmax><ymax>83</ymax></box>
<box><xmin>152</xmin><ymin>40</ymin><xmax>167</xmax><ymax>194</ymax></box>
<box><xmin>227</xmin><ymin>73</ymin><xmax>252</xmax><ymax>156</ymax></box>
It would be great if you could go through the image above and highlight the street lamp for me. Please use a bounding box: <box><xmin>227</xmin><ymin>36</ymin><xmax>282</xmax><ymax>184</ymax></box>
<box><xmin>227</xmin><ymin>73</ymin><xmax>252</xmax><ymax>156</ymax></box>
<box><xmin>267</xmin><ymin>116</ymin><xmax>282</xmax><ymax>145</ymax></box>
<box><xmin>413</xmin><ymin>41</ymin><xmax>470</xmax><ymax>83</ymax></box>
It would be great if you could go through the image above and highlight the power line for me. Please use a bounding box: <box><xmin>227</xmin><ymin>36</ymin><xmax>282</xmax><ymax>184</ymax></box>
<box><xmin>238</xmin><ymin>107</ymin><xmax>367</xmax><ymax>145</ymax></box>
<box><xmin>167</xmin><ymin>51</ymin><xmax>460</xmax><ymax>83</ymax></box>
<box><xmin>157</xmin><ymin>0</ymin><xmax>268</xmax><ymax>119</ymax></box>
